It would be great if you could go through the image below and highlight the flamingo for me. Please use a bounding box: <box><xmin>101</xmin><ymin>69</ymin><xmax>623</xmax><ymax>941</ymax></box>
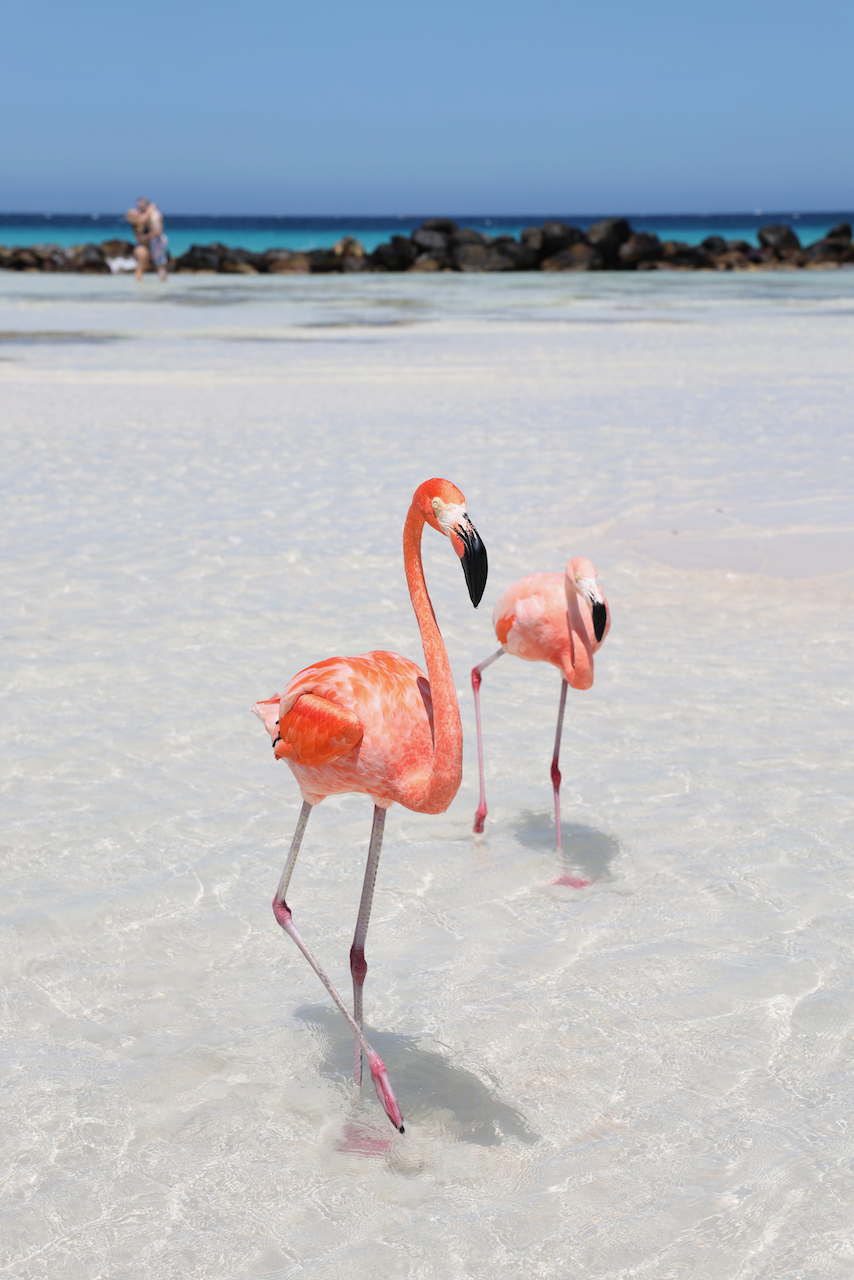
<box><xmin>471</xmin><ymin>556</ymin><xmax>609</xmax><ymax>852</ymax></box>
<box><xmin>252</xmin><ymin>479</ymin><xmax>487</xmax><ymax>1133</ymax></box>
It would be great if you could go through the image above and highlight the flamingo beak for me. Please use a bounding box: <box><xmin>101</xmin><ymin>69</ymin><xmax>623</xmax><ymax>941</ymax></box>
<box><xmin>578</xmin><ymin>577</ymin><xmax>607</xmax><ymax>642</ymax></box>
<box><xmin>454</xmin><ymin>517</ymin><xmax>488</xmax><ymax>607</ymax></box>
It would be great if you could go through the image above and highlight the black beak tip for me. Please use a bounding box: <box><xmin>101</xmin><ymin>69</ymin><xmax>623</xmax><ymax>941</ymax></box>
<box><xmin>461</xmin><ymin>528</ymin><xmax>488</xmax><ymax>608</ymax></box>
<box><xmin>592</xmin><ymin>601</ymin><xmax>607</xmax><ymax>642</ymax></box>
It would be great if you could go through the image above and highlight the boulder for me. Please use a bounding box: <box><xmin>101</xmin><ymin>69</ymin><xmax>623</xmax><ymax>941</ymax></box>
<box><xmin>825</xmin><ymin>221</ymin><xmax>852</xmax><ymax>247</ymax></box>
<box><xmin>452</xmin><ymin>243</ymin><xmax>516</xmax><ymax>272</ymax></box>
<box><xmin>26</xmin><ymin>243</ymin><xmax>70</xmax><ymax>271</ymax></box>
<box><xmin>585</xmin><ymin>217</ymin><xmax>632</xmax><ymax>260</ymax></box>
<box><xmin>5</xmin><ymin>247</ymin><xmax>42</xmax><ymax>270</ymax></box>
<box><xmin>661</xmin><ymin>241</ymin><xmax>714</xmax><ymax>269</ymax></box>
<box><xmin>175</xmin><ymin>244</ymin><xmax>222</xmax><ymax>272</ymax></box>
<box><xmin>263</xmin><ymin>249</ymin><xmax>310</xmax><ymax>274</ymax></box>
<box><xmin>412</xmin><ymin>228</ymin><xmax>449</xmax><ymax>256</ymax></box>
<box><xmin>493</xmin><ymin>239</ymin><xmax>539</xmax><ymax>271</ymax></box>
<box><xmin>540</xmin><ymin>221</ymin><xmax>583</xmax><ymax>257</ymax></box>
<box><xmin>65</xmin><ymin>243</ymin><xmax>109</xmax><ymax>273</ymax></box>
<box><xmin>541</xmin><ymin>242</ymin><xmax>604</xmax><ymax>271</ymax></box>
<box><xmin>342</xmin><ymin>255</ymin><xmax>367</xmax><ymax>273</ymax></box>
<box><xmin>307</xmin><ymin>248</ymin><xmax>342</xmax><ymax>273</ymax></box>
<box><xmin>520</xmin><ymin>226</ymin><xmax>544</xmax><ymax>253</ymax></box>
<box><xmin>369</xmin><ymin>236</ymin><xmax>417</xmax><ymax>271</ymax></box>
<box><xmin>220</xmin><ymin>246</ymin><xmax>265</xmax><ymax>273</ymax></box>
<box><xmin>714</xmin><ymin>250</ymin><xmax>752</xmax><ymax>270</ymax></box>
<box><xmin>618</xmin><ymin>232</ymin><xmax>662</xmax><ymax>268</ymax></box>
<box><xmin>701</xmin><ymin>235</ymin><xmax>728</xmax><ymax>256</ymax></box>
<box><xmin>408</xmin><ymin>253</ymin><xmax>443</xmax><ymax>272</ymax></box>
<box><xmin>420</xmin><ymin>218</ymin><xmax>458</xmax><ymax>234</ymax></box>
<box><xmin>758</xmin><ymin>224</ymin><xmax>801</xmax><ymax>253</ymax></box>
<box><xmin>451</xmin><ymin>227</ymin><xmax>489</xmax><ymax>247</ymax></box>
<box><xmin>333</xmin><ymin>236</ymin><xmax>364</xmax><ymax>258</ymax></box>
<box><xmin>727</xmin><ymin>239</ymin><xmax>753</xmax><ymax>254</ymax></box>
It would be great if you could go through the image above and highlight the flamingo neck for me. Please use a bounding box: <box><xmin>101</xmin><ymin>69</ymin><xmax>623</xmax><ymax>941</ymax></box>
<box><xmin>564</xmin><ymin>589</ymin><xmax>595</xmax><ymax>690</ymax></box>
<box><xmin>403</xmin><ymin>502</ymin><xmax>463</xmax><ymax>812</ymax></box>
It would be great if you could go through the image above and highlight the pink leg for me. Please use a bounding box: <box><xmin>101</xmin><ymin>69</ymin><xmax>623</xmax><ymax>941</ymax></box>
<box><xmin>472</xmin><ymin>648</ymin><xmax>503</xmax><ymax>833</ymax></box>
<box><xmin>551</xmin><ymin>679</ymin><xmax>568</xmax><ymax>854</ymax></box>
<box><xmin>272</xmin><ymin>802</ymin><xmax>404</xmax><ymax>1132</ymax></box>
<box><xmin>350</xmin><ymin>805</ymin><xmax>385</xmax><ymax>1093</ymax></box>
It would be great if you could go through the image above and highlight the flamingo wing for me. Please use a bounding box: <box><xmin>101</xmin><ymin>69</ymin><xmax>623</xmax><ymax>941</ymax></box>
<box><xmin>276</xmin><ymin>693</ymin><xmax>364</xmax><ymax>766</ymax></box>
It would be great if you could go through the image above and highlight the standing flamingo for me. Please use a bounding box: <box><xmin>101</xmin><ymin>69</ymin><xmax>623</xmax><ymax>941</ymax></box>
<box><xmin>252</xmin><ymin>480</ymin><xmax>487</xmax><ymax>1133</ymax></box>
<box><xmin>471</xmin><ymin>556</ymin><xmax>609</xmax><ymax>852</ymax></box>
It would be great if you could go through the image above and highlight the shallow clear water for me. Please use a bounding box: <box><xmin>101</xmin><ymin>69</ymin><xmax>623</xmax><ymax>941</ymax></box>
<box><xmin>2</xmin><ymin>271</ymin><xmax>853</xmax><ymax>1278</ymax></box>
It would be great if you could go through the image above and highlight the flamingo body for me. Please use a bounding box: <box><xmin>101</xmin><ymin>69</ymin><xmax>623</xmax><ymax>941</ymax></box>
<box><xmin>253</xmin><ymin>649</ymin><xmax>449</xmax><ymax>813</ymax></box>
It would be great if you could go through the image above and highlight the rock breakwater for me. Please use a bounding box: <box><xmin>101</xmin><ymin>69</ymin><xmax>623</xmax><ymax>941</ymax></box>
<box><xmin>2</xmin><ymin>219</ymin><xmax>852</xmax><ymax>275</ymax></box>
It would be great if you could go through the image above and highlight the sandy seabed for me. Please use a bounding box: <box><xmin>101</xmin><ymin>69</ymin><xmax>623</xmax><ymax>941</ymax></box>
<box><xmin>1</xmin><ymin>271</ymin><xmax>853</xmax><ymax>1278</ymax></box>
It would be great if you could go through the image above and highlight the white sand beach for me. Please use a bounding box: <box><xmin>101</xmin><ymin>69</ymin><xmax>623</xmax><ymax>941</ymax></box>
<box><xmin>2</xmin><ymin>270</ymin><xmax>854</xmax><ymax>1278</ymax></box>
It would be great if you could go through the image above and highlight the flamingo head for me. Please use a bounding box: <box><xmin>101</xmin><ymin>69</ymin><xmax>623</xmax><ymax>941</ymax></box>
<box><xmin>412</xmin><ymin>478</ymin><xmax>488</xmax><ymax>607</ymax></box>
<box><xmin>566</xmin><ymin>556</ymin><xmax>608</xmax><ymax>643</ymax></box>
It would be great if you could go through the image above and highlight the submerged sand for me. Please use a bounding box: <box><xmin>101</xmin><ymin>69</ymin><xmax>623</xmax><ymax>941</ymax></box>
<box><xmin>2</xmin><ymin>271</ymin><xmax>853</xmax><ymax>1278</ymax></box>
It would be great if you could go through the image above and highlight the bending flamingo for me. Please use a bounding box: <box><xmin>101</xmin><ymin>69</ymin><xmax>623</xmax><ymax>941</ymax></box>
<box><xmin>472</xmin><ymin>556</ymin><xmax>609</xmax><ymax>851</ymax></box>
<box><xmin>253</xmin><ymin>480</ymin><xmax>487</xmax><ymax>1133</ymax></box>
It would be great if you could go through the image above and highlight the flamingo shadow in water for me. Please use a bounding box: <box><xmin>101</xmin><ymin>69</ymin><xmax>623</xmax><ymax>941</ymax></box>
<box><xmin>513</xmin><ymin>812</ymin><xmax>620</xmax><ymax>885</ymax></box>
<box><xmin>295</xmin><ymin>1004</ymin><xmax>539</xmax><ymax>1147</ymax></box>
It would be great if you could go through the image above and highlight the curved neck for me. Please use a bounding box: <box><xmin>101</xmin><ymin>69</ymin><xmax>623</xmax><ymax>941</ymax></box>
<box><xmin>403</xmin><ymin>502</ymin><xmax>463</xmax><ymax>811</ymax></box>
<box><xmin>563</xmin><ymin>588</ymin><xmax>594</xmax><ymax>690</ymax></box>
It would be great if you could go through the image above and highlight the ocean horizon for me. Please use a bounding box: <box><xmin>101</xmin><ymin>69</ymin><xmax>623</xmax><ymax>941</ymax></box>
<box><xmin>2</xmin><ymin>210</ymin><xmax>851</xmax><ymax>258</ymax></box>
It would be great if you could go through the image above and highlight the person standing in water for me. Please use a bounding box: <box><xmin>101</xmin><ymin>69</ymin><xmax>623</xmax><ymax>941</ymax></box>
<box><xmin>126</xmin><ymin>197</ymin><xmax>168</xmax><ymax>282</ymax></box>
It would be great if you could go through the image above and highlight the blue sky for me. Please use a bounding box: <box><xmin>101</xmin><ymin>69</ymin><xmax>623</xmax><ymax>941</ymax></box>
<box><xmin>2</xmin><ymin>0</ymin><xmax>851</xmax><ymax>215</ymax></box>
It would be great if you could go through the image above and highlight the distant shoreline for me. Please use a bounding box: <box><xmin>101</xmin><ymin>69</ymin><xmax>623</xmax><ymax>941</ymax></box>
<box><xmin>2</xmin><ymin>215</ymin><xmax>852</xmax><ymax>276</ymax></box>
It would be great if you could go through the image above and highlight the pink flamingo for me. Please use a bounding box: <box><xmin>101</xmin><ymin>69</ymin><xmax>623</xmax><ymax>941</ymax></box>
<box><xmin>253</xmin><ymin>480</ymin><xmax>487</xmax><ymax>1133</ymax></box>
<box><xmin>471</xmin><ymin>556</ymin><xmax>609</xmax><ymax>853</ymax></box>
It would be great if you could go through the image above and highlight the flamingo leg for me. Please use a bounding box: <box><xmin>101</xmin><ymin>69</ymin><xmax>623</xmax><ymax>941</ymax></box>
<box><xmin>272</xmin><ymin>802</ymin><xmax>404</xmax><ymax>1133</ymax></box>
<box><xmin>471</xmin><ymin>648</ymin><xmax>504</xmax><ymax>833</ymax></box>
<box><xmin>551</xmin><ymin>679</ymin><xmax>568</xmax><ymax>853</ymax></box>
<box><xmin>350</xmin><ymin>805</ymin><xmax>385</xmax><ymax>1094</ymax></box>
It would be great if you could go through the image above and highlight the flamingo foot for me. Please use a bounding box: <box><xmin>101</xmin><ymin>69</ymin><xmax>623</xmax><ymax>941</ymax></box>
<box><xmin>473</xmin><ymin>806</ymin><xmax>486</xmax><ymax>834</ymax></box>
<box><xmin>551</xmin><ymin>873</ymin><xmax>591</xmax><ymax>888</ymax></box>
<box><xmin>368</xmin><ymin>1053</ymin><xmax>404</xmax><ymax>1132</ymax></box>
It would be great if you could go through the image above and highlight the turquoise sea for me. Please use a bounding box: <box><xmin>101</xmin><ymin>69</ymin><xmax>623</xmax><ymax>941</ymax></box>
<box><xmin>1</xmin><ymin>211</ymin><xmax>850</xmax><ymax>257</ymax></box>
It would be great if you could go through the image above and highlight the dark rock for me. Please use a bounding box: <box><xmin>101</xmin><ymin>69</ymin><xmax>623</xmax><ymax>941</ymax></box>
<box><xmin>618</xmin><ymin>232</ymin><xmax>662</xmax><ymax>268</ymax></box>
<box><xmin>175</xmin><ymin>244</ymin><xmax>222</xmax><ymax>272</ymax></box>
<box><xmin>520</xmin><ymin>226</ymin><xmax>544</xmax><ymax>253</ymax></box>
<box><xmin>412</xmin><ymin>228</ymin><xmax>449</xmax><ymax>256</ymax></box>
<box><xmin>585</xmin><ymin>217</ymin><xmax>632</xmax><ymax>260</ymax></box>
<box><xmin>307</xmin><ymin>248</ymin><xmax>342</xmax><ymax>273</ymax></box>
<box><xmin>713</xmin><ymin>250</ymin><xmax>752</xmax><ymax>271</ymax></box>
<box><xmin>220</xmin><ymin>246</ymin><xmax>265</xmax><ymax>274</ymax></box>
<box><xmin>701</xmin><ymin>235</ymin><xmax>728</xmax><ymax>256</ymax></box>
<box><xmin>65</xmin><ymin>243</ymin><xmax>109</xmax><ymax>273</ymax></box>
<box><xmin>420</xmin><ymin>218</ymin><xmax>458</xmax><ymax>234</ymax></box>
<box><xmin>727</xmin><ymin>239</ymin><xmax>753</xmax><ymax>254</ymax></box>
<box><xmin>5</xmin><ymin>247</ymin><xmax>42</xmax><ymax>270</ymax></box>
<box><xmin>758</xmin><ymin>224</ymin><xmax>801</xmax><ymax>253</ymax></box>
<box><xmin>369</xmin><ymin>235</ymin><xmax>417</xmax><ymax>271</ymax></box>
<box><xmin>825</xmin><ymin>221</ymin><xmax>852</xmax><ymax>247</ymax></box>
<box><xmin>25</xmin><ymin>243</ymin><xmax>70</xmax><ymax>271</ymax></box>
<box><xmin>333</xmin><ymin>236</ymin><xmax>365</xmax><ymax>259</ymax></box>
<box><xmin>341</xmin><ymin>255</ymin><xmax>367</xmax><ymax>273</ymax></box>
<box><xmin>451</xmin><ymin>227</ymin><xmax>489</xmax><ymax>247</ymax></box>
<box><xmin>661</xmin><ymin>241</ymin><xmax>714</xmax><ymax>269</ymax></box>
<box><xmin>408</xmin><ymin>253</ymin><xmax>443</xmax><ymax>272</ymax></box>
<box><xmin>541</xmin><ymin>242</ymin><xmax>604</xmax><ymax>271</ymax></box>
<box><xmin>452</xmin><ymin>243</ymin><xmax>516</xmax><ymax>272</ymax></box>
<box><xmin>493</xmin><ymin>239</ymin><xmax>539</xmax><ymax>270</ymax></box>
<box><xmin>263</xmin><ymin>249</ymin><xmax>310</xmax><ymax>274</ymax></box>
<box><xmin>541</xmin><ymin>221</ymin><xmax>583</xmax><ymax>257</ymax></box>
